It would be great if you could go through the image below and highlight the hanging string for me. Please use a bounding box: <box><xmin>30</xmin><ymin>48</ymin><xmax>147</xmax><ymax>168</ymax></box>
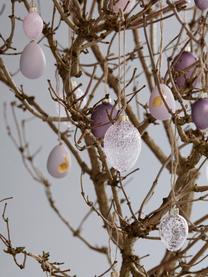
<box><xmin>118</xmin><ymin>20</ymin><xmax>122</xmax><ymax>111</ymax></box>
<box><xmin>123</xmin><ymin>22</ymin><xmax>127</xmax><ymax>113</ymax></box>
<box><xmin>170</xmin><ymin>121</ymin><xmax>178</xmax><ymax>210</ymax></box>
<box><xmin>55</xmin><ymin>69</ymin><xmax>62</xmax><ymax>144</ymax></box>
<box><xmin>37</xmin><ymin>0</ymin><xmax>41</xmax><ymax>15</ymax></box>
<box><xmin>104</xmin><ymin>60</ymin><xmax>109</xmax><ymax>97</ymax></box>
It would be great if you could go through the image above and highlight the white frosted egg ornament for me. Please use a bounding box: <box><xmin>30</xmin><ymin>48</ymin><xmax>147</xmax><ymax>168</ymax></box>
<box><xmin>104</xmin><ymin>115</ymin><xmax>142</xmax><ymax>174</ymax></box>
<box><xmin>159</xmin><ymin>207</ymin><xmax>188</xmax><ymax>252</ymax></box>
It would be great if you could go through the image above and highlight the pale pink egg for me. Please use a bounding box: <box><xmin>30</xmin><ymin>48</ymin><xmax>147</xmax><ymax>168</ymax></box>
<box><xmin>23</xmin><ymin>10</ymin><xmax>43</xmax><ymax>40</ymax></box>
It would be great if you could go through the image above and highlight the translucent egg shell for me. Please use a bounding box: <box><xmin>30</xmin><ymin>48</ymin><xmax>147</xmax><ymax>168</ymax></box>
<box><xmin>194</xmin><ymin>0</ymin><xmax>208</xmax><ymax>10</ymax></box>
<box><xmin>104</xmin><ymin>118</ymin><xmax>142</xmax><ymax>174</ymax></box>
<box><xmin>47</xmin><ymin>144</ymin><xmax>71</xmax><ymax>178</ymax></box>
<box><xmin>20</xmin><ymin>41</ymin><xmax>46</xmax><ymax>79</ymax></box>
<box><xmin>23</xmin><ymin>10</ymin><xmax>43</xmax><ymax>40</ymax></box>
<box><xmin>55</xmin><ymin>80</ymin><xmax>86</xmax><ymax>129</ymax></box>
<box><xmin>71</xmin><ymin>80</ymin><xmax>87</xmax><ymax>108</ymax></box>
<box><xmin>191</xmin><ymin>98</ymin><xmax>208</xmax><ymax>130</ymax></box>
<box><xmin>91</xmin><ymin>102</ymin><xmax>118</xmax><ymax>139</ymax></box>
<box><xmin>173</xmin><ymin>51</ymin><xmax>197</xmax><ymax>89</ymax></box>
<box><xmin>159</xmin><ymin>212</ymin><xmax>188</xmax><ymax>252</ymax></box>
<box><xmin>109</xmin><ymin>0</ymin><xmax>136</xmax><ymax>14</ymax></box>
<box><xmin>149</xmin><ymin>84</ymin><xmax>175</xmax><ymax>121</ymax></box>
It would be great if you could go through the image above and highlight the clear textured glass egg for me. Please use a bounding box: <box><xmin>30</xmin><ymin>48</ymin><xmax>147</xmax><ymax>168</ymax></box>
<box><xmin>55</xmin><ymin>80</ymin><xmax>86</xmax><ymax>129</ymax></box>
<box><xmin>159</xmin><ymin>209</ymin><xmax>188</xmax><ymax>252</ymax></box>
<box><xmin>104</xmin><ymin>117</ymin><xmax>142</xmax><ymax>174</ymax></box>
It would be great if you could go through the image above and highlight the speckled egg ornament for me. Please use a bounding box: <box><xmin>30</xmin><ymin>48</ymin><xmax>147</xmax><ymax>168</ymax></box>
<box><xmin>47</xmin><ymin>144</ymin><xmax>71</xmax><ymax>178</ymax></box>
<box><xmin>91</xmin><ymin>101</ymin><xmax>118</xmax><ymax>139</ymax></box>
<box><xmin>194</xmin><ymin>0</ymin><xmax>208</xmax><ymax>10</ymax></box>
<box><xmin>173</xmin><ymin>51</ymin><xmax>197</xmax><ymax>89</ymax></box>
<box><xmin>20</xmin><ymin>41</ymin><xmax>46</xmax><ymax>79</ymax></box>
<box><xmin>191</xmin><ymin>98</ymin><xmax>208</xmax><ymax>130</ymax></box>
<box><xmin>149</xmin><ymin>84</ymin><xmax>175</xmax><ymax>121</ymax></box>
<box><xmin>104</xmin><ymin>115</ymin><xmax>142</xmax><ymax>174</ymax></box>
<box><xmin>109</xmin><ymin>0</ymin><xmax>136</xmax><ymax>14</ymax></box>
<box><xmin>23</xmin><ymin>6</ymin><xmax>43</xmax><ymax>40</ymax></box>
<box><xmin>159</xmin><ymin>207</ymin><xmax>188</xmax><ymax>252</ymax></box>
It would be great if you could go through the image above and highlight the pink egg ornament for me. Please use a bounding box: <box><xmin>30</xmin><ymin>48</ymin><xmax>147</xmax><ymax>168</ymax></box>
<box><xmin>149</xmin><ymin>84</ymin><xmax>175</xmax><ymax>121</ymax></box>
<box><xmin>109</xmin><ymin>0</ymin><xmax>136</xmax><ymax>14</ymax></box>
<box><xmin>23</xmin><ymin>6</ymin><xmax>43</xmax><ymax>40</ymax></box>
<box><xmin>194</xmin><ymin>0</ymin><xmax>208</xmax><ymax>10</ymax></box>
<box><xmin>20</xmin><ymin>41</ymin><xmax>46</xmax><ymax>79</ymax></box>
<box><xmin>47</xmin><ymin>144</ymin><xmax>71</xmax><ymax>178</ymax></box>
<box><xmin>191</xmin><ymin>98</ymin><xmax>208</xmax><ymax>130</ymax></box>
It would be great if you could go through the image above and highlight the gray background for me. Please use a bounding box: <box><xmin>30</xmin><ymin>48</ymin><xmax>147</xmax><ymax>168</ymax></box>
<box><xmin>0</xmin><ymin>1</ymin><xmax>207</xmax><ymax>276</ymax></box>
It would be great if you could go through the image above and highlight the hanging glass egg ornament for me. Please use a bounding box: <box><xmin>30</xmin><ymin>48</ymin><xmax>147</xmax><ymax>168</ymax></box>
<box><xmin>91</xmin><ymin>100</ymin><xmax>118</xmax><ymax>139</ymax></box>
<box><xmin>159</xmin><ymin>207</ymin><xmax>188</xmax><ymax>252</ymax></box>
<box><xmin>109</xmin><ymin>0</ymin><xmax>136</xmax><ymax>14</ymax></box>
<box><xmin>20</xmin><ymin>41</ymin><xmax>46</xmax><ymax>79</ymax></box>
<box><xmin>23</xmin><ymin>6</ymin><xmax>43</xmax><ymax>40</ymax></box>
<box><xmin>194</xmin><ymin>0</ymin><xmax>208</xmax><ymax>10</ymax></box>
<box><xmin>149</xmin><ymin>84</ymin><xmax>175</xmax><ymax>121</ymax></box>
<box><xmin>104</xmin><ymin>115</ymin><xmax>142</xmax><ymax>174</ymax></box>
<box><xmin>191</xmin><ymin>98</ymin><xmax>208</xmax><ymax>130</ymax></box>
<box><xmin>173</xmin><ymin>51</ymin><xmax>197</xmax><ymax>89</ymax></box>
<box><xmin>71</xmin><ymin>80</ymin><xmax>87</xmax><ymax>108</ymax></box>
<box><xmin>47</xmin><ymin>144</ymin><xmax>71</xmax><ymax>178</ymax></box>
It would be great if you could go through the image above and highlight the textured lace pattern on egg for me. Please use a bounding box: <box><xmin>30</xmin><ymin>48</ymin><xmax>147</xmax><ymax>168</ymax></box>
<box><xmin>104</xmin><ymin>120</ymin><xmax>142</xmax><ymax>173</ymax></box>
<box><xmin>159</xmin><ymin>214</ymin><xmax>188</xmax><ymax>252</ymax></box>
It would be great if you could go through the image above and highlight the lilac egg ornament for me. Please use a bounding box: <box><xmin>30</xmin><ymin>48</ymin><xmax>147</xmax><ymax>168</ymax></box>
<box><xmin>194</xmin><ymin>0</ymin><xmax>208</xmax><ymax>10</ymax></box>
<box><xmin>23</xmin><ymin>6</ymin><xmax>43</xmax><ymax>40</ymax></box>
<box><xmin>91</xmin><ymin>101</ymin><xmax>118</xmax><ymax>139</ymax></box>
<box><xmin>47</xmin><ymin>144</ymin><xmax>71</xmax><ymax>178</ymax></box>
<box><xmin>20</xmin><ymin>41</ymin><xmax>46</xmax><ymax>79</ymax></box>
<box><xmin>109</xmin><ymin>0</ymin><xmax>136</xmax><ymax>14</ymax></box>
<box><xmin>173</xmin><ymin>51</ymin><xmax>197</xmax><ymax>89</ymax></box>
<box><xmin>191</xmin><ymin>98</ymin><xmax>208</xmax><ymax>130</ymax></box>
<box><xmin>149</xmin><ymin>84</ymin><xmax>175</xmax><ymax>121</ymax></box>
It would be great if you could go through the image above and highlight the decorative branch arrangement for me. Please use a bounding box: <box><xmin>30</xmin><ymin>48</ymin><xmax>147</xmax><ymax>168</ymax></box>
<box><xmin>1</xmin><ymin>0</ymin><xmax>208</xmax><ymax>276</ymax></box>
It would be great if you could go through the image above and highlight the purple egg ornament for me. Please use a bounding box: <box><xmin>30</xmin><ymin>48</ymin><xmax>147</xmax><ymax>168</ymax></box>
<box><xmin>109</xmin><ymin>0</ymin><xmax>136</xmax><ymax>14</ymax></box>
<box><xmin>91</xmin><ymin>101</ymin><xmax>118</xmax><ymax>139</ymax></box>
<box><xmin>149</xmin><ymin>84</ymin><xmax>175</xmax><ymax>121</ymax></box>
<box><xmin>47</xmin><ymin>144</ymin><xmax>71</xmax><ymax>178</ymax></box>
<box><xmin>194</xmin><ymin>0</ymin><xmax>208</xmax><ymax>10</ymax></box>
<box><xmin>20</xmin><ymin>41</ymin><xmax>46</xmax><ymax>79</ymax></box>
<box><xmin>173</xmin><ymin>51</ymin><xmax>197</xmax><ymax>89</ymax></box>
<box><xmin>23</xmin><ymin>6</ymin><xmax>43</xmax><ymax>40</ymax></box>
<box><xmin>191</xmin><ymin>98</ymin><xmax>208</xmax><ymax>130</ymax></box>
